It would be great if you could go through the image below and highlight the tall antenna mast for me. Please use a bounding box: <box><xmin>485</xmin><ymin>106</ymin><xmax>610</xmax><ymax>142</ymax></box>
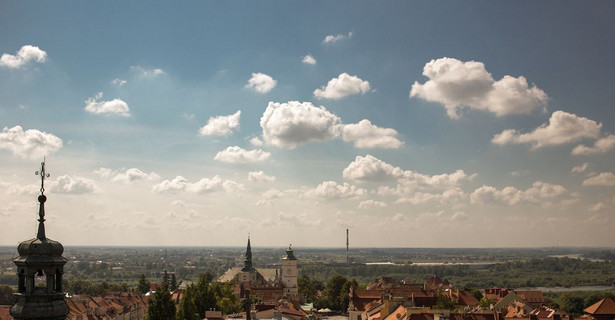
<box><xmin>346</xmin><ymin>228</ymin><xmax>349</xmax><ymax>264</ymax></box>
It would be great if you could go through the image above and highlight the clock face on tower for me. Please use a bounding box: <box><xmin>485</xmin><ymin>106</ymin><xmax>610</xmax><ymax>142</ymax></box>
<box><xmin>286</xmin><ymin>269</ymin><xmax>291</xmax><ymax>274</ymax></box>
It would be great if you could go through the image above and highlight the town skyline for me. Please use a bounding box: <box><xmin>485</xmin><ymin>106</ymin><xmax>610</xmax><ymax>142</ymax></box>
<box><xmin>0</xmin><ymin>2</ymin><xmax>614</xmax><ymax>248</ymax></box>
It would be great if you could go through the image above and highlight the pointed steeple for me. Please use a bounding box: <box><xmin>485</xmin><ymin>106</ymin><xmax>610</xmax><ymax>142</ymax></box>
<box><xmin>241</xmin><ymin>236</ymin><xmax>255</xmax><ymax>272</ymax></box>
<box><xmin>35</xmin><ymin>160</ymin><xmax>50</xmax><ymax>240</ymax></box>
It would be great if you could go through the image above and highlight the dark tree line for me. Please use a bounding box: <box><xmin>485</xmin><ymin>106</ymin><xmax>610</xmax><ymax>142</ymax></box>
<box><xmin>301</xmin><ymin>257</ymin><xmax>615</xmax><ymax>289</ymax></box>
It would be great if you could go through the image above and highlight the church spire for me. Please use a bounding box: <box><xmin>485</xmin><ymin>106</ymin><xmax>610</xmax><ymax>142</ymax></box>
<box><xmin>35</xmin><ymin>159</ymin><xmax>50</xmax><ymax>240</ymax></box>
<box><xmin>241</xmin><ymin>236</ymin><xmax>255</xmax><ymax>272</ymax></box>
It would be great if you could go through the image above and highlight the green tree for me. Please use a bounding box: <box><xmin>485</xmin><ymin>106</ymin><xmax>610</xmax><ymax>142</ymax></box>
<box><xmin>138</xmin><ymin>274</ymin><xmax>151</xmax><ymax>294</ymax></box>
<box><xmin>298</xmin><ymin>276</ymin><xmax>317</xmax><ymax>302</ymax></box>
<box><xmin>218</xmin><ymin>296</ymin><xmax>241</xmax><ymax>315</ymax></box>
<box><xmin>339</xmin><ymin>279</ymin><xmax>358</xmax><ymax>312</ymax></box>
<box><xmin>436</xmin><ymin>294</ymin><xmax>456</xmax><ymax>310</ymax></box>
<box><xmin>559</xmin><ymin>293</ymin><xmax>585</xmax><ymax>316</ymax></box>
<box><xmin>193</xmin><ymin>273</ymin><xmax>216</xmax><ymax>319</ymax></box>
<box><xmin>176</xmin><ymin>285</ymin><xmax>199</xmax><ymax>320</ymax></box>
<box><xmin>470</xmin><ymin>289</ymin><xmax>483</xmax><ymax>301</ymax></box>
<box><xmin>171</xmin><ymin>274</ymin><xmax>178</xmax><ymax>291</ymax></box>
<box><xmin>313</xmin><ymin>296</ymin><xmax>334</xmax><ymax>310</ymax></box>
<box><xmin>146</xmin><ymin>283</ymin><xmax>176</xmax><ymax>320</ymax></box>
<box><xmin>162</xmin><ymin>270</ymin><xmax>169</xmax><ymax>287</ymax></box>
<box><xmin>207</xmin><ymin>281</ymin><xmax>240</xmax><ymax>314</ymax></box>
<box><xmin>478</xmin><ymin>297</ymin><xmax>493</xmax><ymax>308</ymax></box>
<box><xmin>319</xmin><ymin>275</ymin><xmax>350</xmax><ymax>312</ymax></box>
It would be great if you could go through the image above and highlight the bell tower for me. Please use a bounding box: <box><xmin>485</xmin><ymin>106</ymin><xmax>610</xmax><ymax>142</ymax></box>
<box><xmin>11</xmin><ymin>160</ymin><xmax>70</xmax><ymax>320</ymax></box>
<box><xmin>281</xmin><ymin>245</ymin><xmax>298</xmax><ymax>298</ymax></box>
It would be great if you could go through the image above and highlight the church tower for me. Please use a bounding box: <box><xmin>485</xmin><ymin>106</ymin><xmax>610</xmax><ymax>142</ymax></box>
<box><xmin>11</xmin><ymin>160</ymin><xmax>70</xmax><ymax>320</ymax></box>
<box><xmin>238</xmin><ymin>237</ymin><xmax>256</xmax><ymax>283</ymax></box>
<box><xmin>281</xmin><ymin>245</ymin><xmax>298</xmax><ymax>298</ymax></box>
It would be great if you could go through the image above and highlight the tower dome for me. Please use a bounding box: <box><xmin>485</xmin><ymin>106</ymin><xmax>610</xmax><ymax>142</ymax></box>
<box><xmin>283</xmin><ymin>245</ymin><xmax>296</xmax><ymax>261</ymax></box>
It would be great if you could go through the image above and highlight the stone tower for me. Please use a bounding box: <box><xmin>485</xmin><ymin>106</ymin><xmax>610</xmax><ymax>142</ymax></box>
<box><xmin>11</xmin><ymin>160</ymin><xmax>69</xmax><ymax>320</ymax></box>
<box><xmin>281</xmin><ymin>245</ymin><xmax>298</xmax><ymax>298</ymax></box>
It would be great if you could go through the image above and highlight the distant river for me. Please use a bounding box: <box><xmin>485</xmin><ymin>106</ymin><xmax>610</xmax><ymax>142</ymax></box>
<box><xmin>517</xmin><ymin>286</ymin><xmax>615</xmax><ymax>292</ymax></box>
<box><xmin>364</xmin><ymin>262</ymin><xmax>497</xmax><ymax>266</ymax></box>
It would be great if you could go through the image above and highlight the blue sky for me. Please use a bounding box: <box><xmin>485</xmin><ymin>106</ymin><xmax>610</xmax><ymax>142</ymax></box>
<box><xmin>0</xmin><ymin>1</ymin><xmax>614</xmax><ymax>247</ymax></box>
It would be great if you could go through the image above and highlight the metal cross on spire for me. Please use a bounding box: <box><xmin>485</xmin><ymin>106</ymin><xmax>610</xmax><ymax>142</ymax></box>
<box><xmin>35</xmin><ymin>157</ymin><xmax>50</xmax><ymax>195</ymax></box>
<box><xmin>34</xmin><ymin>158</ymin><xmax>50</xmax><ymax>240</ymax></box>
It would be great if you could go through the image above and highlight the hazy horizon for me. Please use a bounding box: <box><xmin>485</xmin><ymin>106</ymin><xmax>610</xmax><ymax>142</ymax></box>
<box><xmin>1</xmin><ymin>2</ymin><xmax>614</xmax><ymax>248</ymax></box>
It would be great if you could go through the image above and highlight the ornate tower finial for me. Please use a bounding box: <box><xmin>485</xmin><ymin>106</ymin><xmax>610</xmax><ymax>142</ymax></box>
<box><xmin>35</xmin><ymin>158</ymin><xmax>50</xmax><ymax>195</ymax></box>
<box><xmin>35</xmin><ymin>159</ymin><xmax>50</xmax><ymax>240</ymax></box>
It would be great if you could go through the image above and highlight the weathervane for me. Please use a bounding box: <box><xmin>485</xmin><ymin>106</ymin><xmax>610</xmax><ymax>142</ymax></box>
<box><xmin>35</xmin><ymin>157</ymin><xmax>50</xmax><ymax>195</ymax></box>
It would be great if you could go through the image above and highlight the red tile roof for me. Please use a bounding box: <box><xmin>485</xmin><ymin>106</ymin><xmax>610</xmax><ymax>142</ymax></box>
<box><xmin>515</xmin><ymin>291</ymin><xmax>546</xmax><ymax>304</ymax></box>
<box><xmin>0</xmin><ymin>305</ymin><xmax>12</xmax><ymax>320</ymax></box>
<box><xmin>584</xmin><ymin>298</ymin><xmax>615</xmax><ymax>315</ymax></box>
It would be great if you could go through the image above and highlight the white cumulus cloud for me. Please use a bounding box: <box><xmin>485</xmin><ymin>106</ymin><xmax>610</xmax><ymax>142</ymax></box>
<box><xmin>0</xmin><ymin>125</ymin><xmax>63</xmax><ymax>159</ymax></box>
<box><xmin>470</xmin><ymin>181</ymin><xmax>567</xmax><ymax>206</ymax></box>
<box><xmin>199</xmin><ymin>111</ymin><xmax>241</xmax><ymax>136</ymax></box>
<box><xmin>84</xmin><ymin>92</ymin><xmax>131</xmax><ymax>117</ymax></box>
<box><xmin>313</xmin><ymin>73</ymin><xmax>371</xmax><ymax>100</ymax></box>
<box><xmin>451</xmin><ymin>211</ymin><xmax>468</xmax><ymax>221</ymax></box>
<box><xmin>0</xmin><ymin>45</ymin><xmax>47</xmax><ymax>69</ymax></box>
<box><xmin>342</xmin><ymin>155</ymin><xmax>405</xmax><ymax>182</ymax></box>
<box><xmin>583</xmin><ymin>172</ymin><xmax>615</xmax><ymax>187</ymax></box>
<box><xmin>278</xmin><ymin>212</ymin><xmax>322</xmax><ymax>227</ymax></box>
<box><xmin>410</xmin><ymin>57</ymin><xmax>547</xmax><ymax>118</ymax></box>
<box><xmin>322</xmin><ymin>31</ymin><xmax>354</xmax><ymax>44</ymax></box>
<box><xmin>249</xmin><ymin>136</ymin><xmax>264</xmax><ymax>146</ymax></box>
<box><xmin>358</xmin><ymin>199</ymin><xmax>387</xmax><ymax>209</ymax></box>
<box><xmin>573</xmin><ymin>134</ymin><xmax>615</xmax><ymax>155</ymax></box>
<box><xmin>260</xmin><ymin>101</ymin><xmax>341</xmax><ymax>149</ymax></box>
<box><xmin>213</xmin><ymin>146</ymin><xmax>270</xmax><ymax>163</ymax></box>
<box><xmin>492</xmin><ymin>111</ymin><xmax>602</xmax><ymax>149</ymax></box>
<box><xmin>111</xmin><ymin>168</ymin><xmax>160</xmax><ymax>183</ymax></box>
<box><xmin>395</xmin><ymin>188</ymin><xmax>466</xmax><ymax>205</ymax></box>
<box><xmin>245</xmin><ymin>72</ymin><xmax>276</xmax><ymax>93</ymax></box>
<box><xmin>305</xmin><ymin>181</ymin><xmax>366</xmax><ymax>200</ymax></box>
<box><xmin>130</xmin><ymin>65</ymin><xmax>166</xmax><ymax>77</ymax></box>
<box><xmin>248</xmin><ymin>171</ymin><xmax>276</xmax><ymax>183</ymax></box>
<box><xmin>51</xmin><ymin>175</ymin><xmax>99</xmax><ymax>194</ymax></box>
<box><xmin>342</xmin><ymin>119</ymin><xmax>403</xmax><ymax>149</ymax></box>
<box><xmin>7</xmin><ymin>183</ymin><xmax>39</xmax><ymax>196</ymax></box>
<box><xmin>111</xmin><ymin>78</ymin><xmax>127</xmax><ymax>87</ymax></box>
<box><xmin>302</xmin><ymin>54</ymin><xmax>317</xmax><ymax>65</ymax></box>
<box><xmin>259</xmin><ymin>188</ymin><xmax>286</xmax><ymax>203</ymax></box>
<box><xmin>152</xmin><ymin>175</ymin><xmax>242</xmax><ymax>193</ymax></box>
<box><xmin>343</xmin><ymin>155</ymin><xmax>473</xmax><ymax>191</ymax></box>
<box><xmin>571</xmin><ymin>163</ymin><xmax>589</xmax><ymax>174</ymax></box>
